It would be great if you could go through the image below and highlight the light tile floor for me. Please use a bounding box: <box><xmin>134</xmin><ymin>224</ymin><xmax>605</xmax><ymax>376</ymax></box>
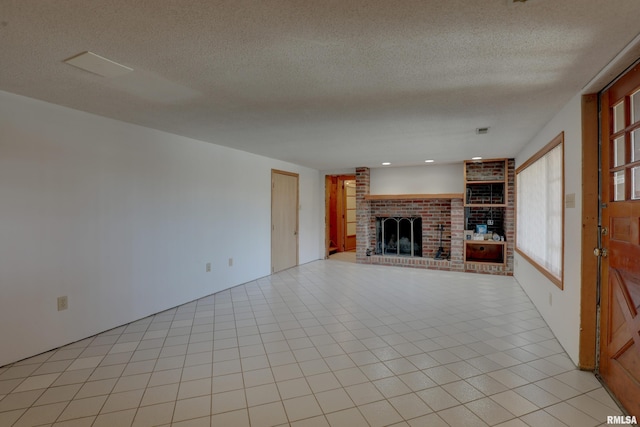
<box><xmin>328</xmin><ymin>251</ymin><xmax>356</xmax><ymax>263</ymax></box>
<box><xmin>0</xmin><ymin>260</ymin><xmax>630</xmax><ymax>427</ymax></box>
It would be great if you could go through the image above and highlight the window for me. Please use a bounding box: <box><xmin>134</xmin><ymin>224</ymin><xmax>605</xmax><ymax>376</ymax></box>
<box><xmin>516</xmin><ymin>133</ymin><xmax>564</xmax><ymax>289</ymax></box>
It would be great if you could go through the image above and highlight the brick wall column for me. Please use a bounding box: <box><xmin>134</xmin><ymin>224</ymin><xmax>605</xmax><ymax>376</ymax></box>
<box><xmin>505</xmin><ymin>159</ymin><xmax>515</xmax><ymax>274</ymax></box>
<box><xmin>450</xmin><ymin>198</ymin><xmax>465</xmax><ymax>271</ymax></box>
<box><xmin>355</xmin><ymin>167</ymin><xmax>370</xmax><ymax>263</ymax></box>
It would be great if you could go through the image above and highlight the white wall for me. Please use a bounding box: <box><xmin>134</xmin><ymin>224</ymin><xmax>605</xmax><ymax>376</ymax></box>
<box><xmin>370</xmin><ymin>163</ymin><xmax>463</xmax><ymax>195</ymax></box>
<box><xmin>514</xmin><ymin>93</ymin><xmax>583</xmax><ymax>364</ymax></box>
<box><xmin>0</xmin><ymin>91</ymin><xmax>322</xmax><ymax>366</ymax></box>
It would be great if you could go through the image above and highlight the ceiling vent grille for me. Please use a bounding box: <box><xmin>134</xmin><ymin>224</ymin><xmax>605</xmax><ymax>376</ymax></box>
<box><xmin>63</xmin><ymin>51</ymin><xmax>133</xmax><ymax>78</ymax></box>
<box><xmin>476</xmin><ymin>127</ymin><xmax>490</xmax><ymax>135</ymax></box>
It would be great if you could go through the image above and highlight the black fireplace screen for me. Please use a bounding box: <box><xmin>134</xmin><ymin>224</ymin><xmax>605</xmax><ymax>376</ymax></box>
<box><xmin>376</xmin><ymin>217</ymin><xmax>422</xmax><ymax>256</ymax></box>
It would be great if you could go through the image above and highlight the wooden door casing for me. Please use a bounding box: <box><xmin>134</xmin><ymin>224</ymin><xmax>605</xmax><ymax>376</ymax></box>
<box><xmin>325</xmin><ymin>175</ymin><xmax>355</xmax><ymax>254</ymax></box>
<box><xmin>344</xmin><ymin>179</ymin><xmax>356</xmax><ymax>251</ymax></box>
<box><xmin>336</xmin><ymin>177</ymin><xmax>345</xmax><ymax>251</ymax></box>
<box><xmin>599</xmin><ymin>63</ymin><xmax>640</xmax><ymax>418</ymax></box>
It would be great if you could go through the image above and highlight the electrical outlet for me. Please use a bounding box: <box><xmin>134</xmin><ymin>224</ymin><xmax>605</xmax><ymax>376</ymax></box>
<box><xmin>228</xmin><ymin>258</ymin><xmax>233</xmax><ymax>267</ymax></box>
<box><xmin>206</xmin><ymin>262</ymin><xmax>211</xmax><ymax>272</ymax></box>
<box><xmin>57</xmin><ymin>296</ymin><xmax>68</xmax><ymax>311</ymax></box>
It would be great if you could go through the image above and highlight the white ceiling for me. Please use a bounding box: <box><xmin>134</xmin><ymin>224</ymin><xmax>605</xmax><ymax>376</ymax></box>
<box><xmin>1</xmin><ymin>0</ymin><xmax>640</xmax><ymax>170</ymax></box>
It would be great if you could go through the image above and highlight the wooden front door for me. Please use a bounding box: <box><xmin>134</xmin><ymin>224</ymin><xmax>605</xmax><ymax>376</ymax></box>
<box><xmin>271</xmin><ymin>170</ymin><xmax>299</xmax><ymax>273</ymax></box>
<box><xmin>599</xmin><ymin>62</ymin><xmax>640</xmax><ymax>417</ymax></box>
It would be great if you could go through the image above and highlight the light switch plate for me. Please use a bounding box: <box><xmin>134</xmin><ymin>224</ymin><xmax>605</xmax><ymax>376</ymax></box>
<box><xmin>565</xmin><ymin>193</ymin><xmax>576</xmax><ymax>208</ymax></box>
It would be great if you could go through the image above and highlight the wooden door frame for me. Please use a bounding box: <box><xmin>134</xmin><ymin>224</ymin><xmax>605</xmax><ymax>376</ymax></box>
<box><xmin>271</xmin><ymin>169</ymin><xmax>299</xmax><ymax>272</ymax></box>
<box><xmin>343</xmin><ymin>178</ymin><xmax>357</xmax><ymax>251</ymax></box>
<box><xmin>324</xmin><ymin>174</ymin><xmax>355</xmax><ymax>257</ymax></box>
<box><xmin>336</xmin><ymin>178</ymin><xmax>346</xmax><ymax>252</ymax></box>
<box><xmin>580</xmin><ymin>93</ymin><xmax>599</xmax><ymax>370</ymax></box>
<box><xmin>324</xmin><ymin>175</ymin><xmax>332</xmax><ymax>259</ymax></box>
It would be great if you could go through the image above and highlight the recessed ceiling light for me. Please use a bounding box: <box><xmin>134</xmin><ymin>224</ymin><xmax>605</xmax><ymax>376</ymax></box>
<box><xmin>472</xmin><ymin>156</ymin><xmax>483</xmax><ymax>160</ymax></box>
<box><xmin>63</xmin><ymin>51</ymin><xmax>133</xmax><ymax>78</ymax></box>
<box><xmin>382</xmin><ymin>162</ymin><xmax>391</xmax><ymax>166</ymax></box>
<box><xmin>424</xmin><ymin>159</ymin><xmax>434</xmax><ymax>163</ymax></box>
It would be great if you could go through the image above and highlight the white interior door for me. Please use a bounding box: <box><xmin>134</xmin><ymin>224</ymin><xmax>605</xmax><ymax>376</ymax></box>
<box><xmin>271</xmin><ymin>170</ymin><xmax>299</xmax><ymax>273</ymax></box>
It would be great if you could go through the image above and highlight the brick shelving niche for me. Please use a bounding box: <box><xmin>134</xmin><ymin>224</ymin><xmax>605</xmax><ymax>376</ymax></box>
<box><xmin>463</xmin><ymin>158</ymin><xmax>514</xmax><ymax>275</ymax></box>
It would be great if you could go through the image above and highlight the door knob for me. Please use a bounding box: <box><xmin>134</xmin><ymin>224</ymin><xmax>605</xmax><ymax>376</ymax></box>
<box><xmin>593</xmin><ymin>247</ymin><xmax>608</xmax><ymax>258</ymax></box>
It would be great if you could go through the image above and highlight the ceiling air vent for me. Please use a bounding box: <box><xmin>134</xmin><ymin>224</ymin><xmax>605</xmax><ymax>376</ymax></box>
<box><xmin>508</xmin><ymin>0</ymin><xmax>547</xmax><ymax>5</ymax></box>
<box><xmin>476</xmin><ymin>127</ymin><xmax>490</xmax><ymax>135</ymax></box>
<box><xmin>63</xmin><ymin>51</ymin><xmax>133</xmax><ymax>78</ymax></box>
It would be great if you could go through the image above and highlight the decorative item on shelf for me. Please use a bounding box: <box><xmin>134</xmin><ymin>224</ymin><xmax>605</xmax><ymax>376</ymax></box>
<box><xmin>465</xmin><ymin>230</ymin><xmax>473</xmax><ymax>240</ymax></box>
<box><xmin>492</xmin><ymin>232</ymin><xmax>500</xmax><ymax>241</ymax></box>
<box><xmin>475</xmin><ymin>224</ymin><xmax>487</xmax><ymax>234</ymax></box>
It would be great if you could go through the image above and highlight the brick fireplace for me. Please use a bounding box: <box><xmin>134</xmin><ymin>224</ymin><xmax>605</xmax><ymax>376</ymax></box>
<box><xmin>355</xmin><ymin>167</ymin><xmax>465</xmax><ymax>272</ymax></box>
<box><xmin>372</xmin><ymin>203</ymin><xmax>447</xmax><ymax>258</ymax></box>
<box><xmin>355</xmin><ymin>166</ymin><xmax>513</xmax><ymax>275</ymax></box>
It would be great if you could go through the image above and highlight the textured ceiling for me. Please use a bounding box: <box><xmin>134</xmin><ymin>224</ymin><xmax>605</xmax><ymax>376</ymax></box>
<box><xmin>1</xmin><ymin>0</ymin><xmax>640</xmax><ymax>170</ymax></box>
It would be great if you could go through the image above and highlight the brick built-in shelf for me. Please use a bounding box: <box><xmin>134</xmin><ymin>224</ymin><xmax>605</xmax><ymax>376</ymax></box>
<box><xmin>465</xmin><ymin>240</ymin><xmax>506</xmax><ymax>264</ymax></box>
<box><xmin>364</xmin><ymin>193</ymin><xmax>463</xmax><ymax>201</ymax></box>
<box><xmin>463</xmin><ymin>158</ymin><xmax>514</xmax><ymax>274</ymax></box>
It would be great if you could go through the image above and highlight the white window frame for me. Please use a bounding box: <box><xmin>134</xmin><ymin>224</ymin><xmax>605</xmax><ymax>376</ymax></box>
<box><xmin>516</xmin><ymin>133</ymin><xmax>564</xmax><ymax>289</ymax></box>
